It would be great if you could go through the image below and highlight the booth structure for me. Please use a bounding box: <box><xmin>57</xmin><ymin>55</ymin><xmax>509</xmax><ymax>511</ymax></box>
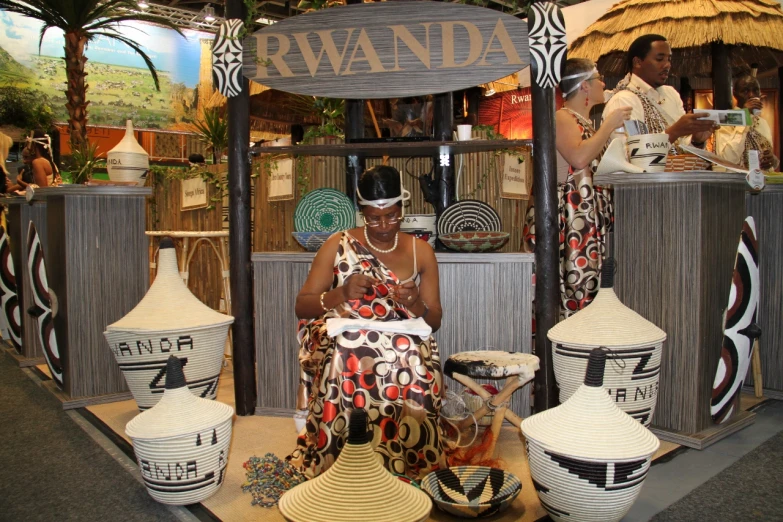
<box><xmin>745</xmin><ymin>184</ymin><xmax>783</xmax><ymax>399</ymax></box>
<box><xmin>4</xmin><ymin>187</ymin><xmax>151</xmax><ymax>408</ymax></box>
<box><xmin>596</xmin><ymin>171</ymin><xmax>754</xmax><ymax>449</ymax></box>
<box><xmin>253</xmin><ymin>251</ymin><xmax>535</xmax><ymax>418</ymax></box>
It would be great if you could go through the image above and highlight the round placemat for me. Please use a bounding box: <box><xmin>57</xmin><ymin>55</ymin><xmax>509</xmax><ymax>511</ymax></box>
<box><xmin>437</xmin><ymin>200</ymin><xmax>501</xmax><ymax>235</ymax></box>
<box><xmin>294</xmin><ymin>188</ymin><xmax>355</xmax><ymax>232</ymax></box>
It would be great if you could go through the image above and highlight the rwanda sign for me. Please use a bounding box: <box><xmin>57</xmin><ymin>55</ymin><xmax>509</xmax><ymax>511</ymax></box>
<box><xmin>242</xmin><ymin>2</ymin><xmax>530</xmax><ymax>99</ymax></box>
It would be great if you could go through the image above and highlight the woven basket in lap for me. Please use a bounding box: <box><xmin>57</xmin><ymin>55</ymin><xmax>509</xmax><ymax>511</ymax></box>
<box><xmin>126</xmin><ymin>355</ymin><xmax>234</xmax><ymax>505</ymax></box>
<box><xmin>665</xmin><ymin>154</ymin><xmax>711</xmax><ymax>172</ymax></box>
<box><xmin>548</xmin><ymin>258</ymin><xmax>666</xmax><ymax>426</ymax></box>
<box><xmin>278</xmin><ymin>409</ymin><xmax>432</xmax><ymax>522</ymax></box>
<box><xmin>104</xmin><ymin>237</ymin><xmax>234</xmax><ymax>410</ymax></box>
<box><xmin>521</xmin><ymin>349</ymin><xmax>660</xmax><ymax>522</ymax></box>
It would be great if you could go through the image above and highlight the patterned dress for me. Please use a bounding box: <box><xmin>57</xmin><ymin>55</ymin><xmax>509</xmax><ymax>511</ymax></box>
<box><xmin>522</xmin><ymin>109</ymin><xmax>613</xmax><ymax>319</ymax></box>
<box><xmin>287</xmin><ymin>232</ymin><xmax>445</xmax><ymax>481</ymax></box>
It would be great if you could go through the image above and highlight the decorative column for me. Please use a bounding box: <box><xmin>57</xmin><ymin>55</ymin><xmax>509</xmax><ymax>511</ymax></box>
<box><xmin>345</xmin><ymin>98</ymin><xmax>365</xmax><ymax>206</ymax></box>
<box><xmin>528</xmin><ymin>1</ymin><xmax>566</xmax><ymax>412</ymax></box>
<box><xmin>433</xmin><ymin>91</ymin><xmax>455</xmax><ymax>233</ymax></box>
<box><xmin>711</xmin><ymin>42</ymin><xmax>733</xmax><ymax>110</ymax></box>
<box><xmin>214</xmin><ymin>5</ymin><xmax>257</xmax><ymax>415</ymax></box>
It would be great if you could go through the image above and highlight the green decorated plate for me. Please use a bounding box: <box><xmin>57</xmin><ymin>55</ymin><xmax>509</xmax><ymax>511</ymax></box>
<box><xmin>294</xmin><ymin>188</ymin><xmax>355</xmax><ymax>232</ymax></box>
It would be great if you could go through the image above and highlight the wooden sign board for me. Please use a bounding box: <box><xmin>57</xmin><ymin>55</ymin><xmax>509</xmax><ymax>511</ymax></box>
<box><xmin>181</xmin><ymin>177</ymin><xmax>209</xmax><ymax>211</ymax></box>
<box><xmin>268</xmin><ymin>157</ymin><xmax>294</xmax><ymax>201</ymax></box>
<box><xmin>501</xmin><ymin>152</ymin><xmax>529</xmax><ymax>200</ymax></box>
<box><xmin>243</xmin><ymin>2</ymin><xmax>529</xmax><ymax>99</ymax></box>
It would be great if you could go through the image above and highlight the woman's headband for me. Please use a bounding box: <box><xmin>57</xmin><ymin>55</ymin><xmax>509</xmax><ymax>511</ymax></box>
<box><xmin>26</xmin><ymin>133</ymin><xmax>51</xmax><ymax>150</ymax></box>
<box><xmin>357</xmin><ymin>169</ymin><xmax>411</xmax><ymax>217</ymax></box>
<box><xmin>561</xmin><ymin>67</ymin><xmax>598</xmax><ymax>97</ymax></box>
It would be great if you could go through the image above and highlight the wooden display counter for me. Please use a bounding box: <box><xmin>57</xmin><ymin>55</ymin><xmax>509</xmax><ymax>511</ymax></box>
<box><xmin>0</xmin><ymin>196</ymin><xmax>47</xmax><ymax>366</ymax></box>
<box><xmin>745</xmin><ymin>184</ymin><xmax>783</xmax><ymax>399</ymax></box>
<box><xmin>27</xmin><ymin>186</ymin><xmax>151</xmax><ymax>408</ymax></box>
<box><xmin>252</xmin><ymin>251</ymin><xmax>534</xmax><ymax>418</ymax></box>
<box><xmin>595</xmin><ymin>171</ymin><xmax>753</xmax><ymax>449</ymax></box>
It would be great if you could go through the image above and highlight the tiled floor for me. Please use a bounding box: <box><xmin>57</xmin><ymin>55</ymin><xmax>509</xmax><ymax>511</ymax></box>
<box><xmin>625</xmin><ymin>399</ymin><xmax>783</xmax><ymax>521</ymax></box>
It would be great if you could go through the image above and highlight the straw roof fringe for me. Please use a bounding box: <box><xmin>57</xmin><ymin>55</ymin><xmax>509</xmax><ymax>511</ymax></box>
<box><xmin>569</xmin><ymin>0</ymin><xmax>783</xmax><ymax>76</ymax></box>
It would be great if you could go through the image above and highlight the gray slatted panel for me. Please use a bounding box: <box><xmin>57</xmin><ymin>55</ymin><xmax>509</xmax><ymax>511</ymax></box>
<box><xmin>613</xmin><ymin>181</ymin><xmax>746</xmax><ymax>434</ymax></box>
<box><xmin>746</xmin><ymin>188</ymin><xmax>783</xmax><ymax>391</ymax></box>
<box><xmin>253</xmin><ymin>253</ymin><xmax>534</xmax><ymax>418</ymax></box>
<box><xmin>48</xmin><ymin>194</ymin><xmax>148</xmax><ymax>398</ymax></box>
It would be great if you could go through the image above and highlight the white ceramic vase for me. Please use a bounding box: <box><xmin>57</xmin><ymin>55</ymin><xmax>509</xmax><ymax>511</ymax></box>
<box><xmin>106</xmin><ymin>120</ymin><xmax>149</xmax><ymax>185</ymax></box>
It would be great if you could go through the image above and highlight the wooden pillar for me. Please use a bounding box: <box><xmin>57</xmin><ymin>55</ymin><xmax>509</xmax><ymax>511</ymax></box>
<box><xmin>778</xmin><ymin>66</ymin><xmax>783</xmax><ymax>154</ymax></box>
<box><xmin>344</xmin><ymin>98</ymin><xmax>364</xmax><ymax>206</ymax></box>
<box><xmin>433</xmin><ymin>91</ymin><xmax>455</xmax><ymax>233</ymax></box>
<box><xmin>226</xmin><ymin>0</ymin><xmax>257</xmax><ymax>416</ymax></box>
<box><xmin>712</xmin><ymin>42</ymin><xmax>733</xmax><ymax>110</ymax></box>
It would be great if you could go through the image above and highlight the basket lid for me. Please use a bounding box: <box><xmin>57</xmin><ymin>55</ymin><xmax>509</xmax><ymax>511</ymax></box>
<box><xmin>547</xmin><ymin>259</ymin><xmax>666</xmax><ymax>348</ymax></box>
<box><xmin>278</xmin><ymin>409</ymin><xmax>432</xmax><ymax>522</ymax></box>
<box><xmin>126</xmin><ymin>355</ymin><xmax>233</xmax><ymax>439</ymax></box>
<box><xmin>107</xmin><ymin>238</ymin><xmax>233</xmax><ymax>332</ymax></box>
<box><xmin>521</xmin><ymin>349</ymin><xmax>659</xmax><ymax>460</ymax></box>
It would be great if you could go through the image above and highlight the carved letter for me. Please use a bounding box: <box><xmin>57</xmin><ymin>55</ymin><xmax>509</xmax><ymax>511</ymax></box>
<box><xmin>293</xmin><ymin>29</ymin><xmax>355</xmax><ymax>77</ymax></box>
<box><xmin>478</xmin><ymin>19</ymin><xmax>523</xmax><ymax>66</ymax></box>
<box><xmin>390</xmin><ymin>24</ymin><xmax>432</xmax><ymax>71</ymax></box>
<box><xmin>439</xmin><ymin>22</ymin><xmax>483</xmax><ymax>68</ymax></box>
<box><xmin>342</xmin><ymin>29</ymin><xmax>386</xmax><ymax>76</ymax></box>
<box><xmin>254</xmin><ymin>33</ymin><xmax>294</xmax><ymax>78</ymax></box>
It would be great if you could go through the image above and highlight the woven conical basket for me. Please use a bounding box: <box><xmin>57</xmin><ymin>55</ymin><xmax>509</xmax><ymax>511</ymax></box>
<box><xmin>521</xmin><ymin>349</ymin><xmax>659</xmax><ymax>522</ymax></box>
<box><xmin>126</xmin><ymin>356</ymin><xmax>234</xmax><ymax>505</ymax></box>
<box><xmin>106</xmin><ymin>120</ymin><xmax>149</xmax><ymax>186</ymax></box>
<box><xmin>104</xmin><ymin>237</ymin><xmax>233</xmax><ymax>410</ymax></box>
<box><xmin>548</xmin><ymin>259</ymin><xmax>666</xmax><ymax>426</ymax></box>
<box><xmin>278</xmin><ymin>409</ymin><xmax>432</xmax><ymax>522</ymax></box>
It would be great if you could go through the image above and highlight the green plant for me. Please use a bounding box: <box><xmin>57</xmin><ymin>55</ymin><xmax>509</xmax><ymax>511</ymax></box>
<box><xmin>68</xmin><ymin>139</ymin><xmax>101</xmax><ymax>184</ymax></box>
<box><xmin>0</xmin><ymin>0</ymin><xmax>185</xmax><ymax>147</ymax></box>
<box><xmin>0</xmin><ymin>87</ymin><xmax>55</xmax><ymax>133</ymax></box>
<box><xmin>192</xmin><ymin>108</ymin><xmax>228</xmax><ymax>164</ymax></box>
<box><xmin>460</xmin><ymin>124</ymin><xmax>525</xmax><ymax>199</ymax></box>
<box><xmin>301</xmin><ymin>97</ymin><xmax>345</xmax><ymax>143</ymax></box>
<box><xmin>148</xmin><ymin>164</ymin><xmax>227</xmax><ymax>214</ymax></box>
<box><xmin>297</xmin><ymin>0</ymin><xmax>344</xmax><ymax>11</ymax></box>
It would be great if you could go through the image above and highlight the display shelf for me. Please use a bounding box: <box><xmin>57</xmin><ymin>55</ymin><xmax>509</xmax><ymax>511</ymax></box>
<box><xmin>252</xmin><ymin>139</ymin><xmax>531</xmax><ymax>158</ymax></box>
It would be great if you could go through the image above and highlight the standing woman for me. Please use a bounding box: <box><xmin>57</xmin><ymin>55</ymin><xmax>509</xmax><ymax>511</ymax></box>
<box><xmin>523</xmin><ymin>58</ymin><xmax>632</xmax><ymax>318</ymax></box>
<box><xmin>289</xmin><ymin>165</ymin><xmax>444</xmax><ymax>481</ymax></box>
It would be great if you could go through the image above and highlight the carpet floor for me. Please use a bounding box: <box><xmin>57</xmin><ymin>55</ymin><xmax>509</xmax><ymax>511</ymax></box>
<box><xmin>0</xmin><ymin>350</ymin><xmax>180</xmax><ymax>522</ymax></box>
<box><xmin>651</xmin><ymin>429</ymin><xmax>783</xmax><ymax>521</ymax></box>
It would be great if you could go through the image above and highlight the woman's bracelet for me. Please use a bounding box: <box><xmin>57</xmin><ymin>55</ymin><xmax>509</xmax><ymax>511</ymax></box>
<box><xmin>319</xmin><ymin>291</ymin><xmax>330</xmax><ymax>313</ymax></box>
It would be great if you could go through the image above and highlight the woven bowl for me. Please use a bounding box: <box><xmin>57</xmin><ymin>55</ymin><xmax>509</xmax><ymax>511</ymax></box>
<box><xmin>439</xmin><ymin>231</ymin><xmax>509</xmax><ymax>253</ymax></box>
<box><xmin>292</xmin><ymin>231</ymin><xmax>334</xmax><ymax>252</ymax></box>
<box><xmin>421</xmin><ymin>466</ymin><xmax>521</xmax><ymax>518</ymax></box>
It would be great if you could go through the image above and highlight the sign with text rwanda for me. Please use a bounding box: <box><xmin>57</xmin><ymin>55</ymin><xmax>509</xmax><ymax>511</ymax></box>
<box><xmin>242</xmin><ymin>2</ymin><xmax>529</xmax><ymax>99</ymax></box>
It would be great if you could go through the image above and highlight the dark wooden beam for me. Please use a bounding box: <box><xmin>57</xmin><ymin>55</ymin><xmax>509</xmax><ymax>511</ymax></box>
<box><xmin>226</xmin><ymin>0</ymin><xmax>257</xmax><ymax>416</ymax></box>
<box><xmin>433</xmin><ymin>91</ymin><xmax>455</xmax><ymax>248</ymax></box>
<box><xmin>345</xmin><ymin>98</ymin><xmax>365</xmax><ymax>206</ymax></box>
<box><xmin>712</xmin><ymin>42</ymin><xmax>733</xmax><ymax>110</ymax></box>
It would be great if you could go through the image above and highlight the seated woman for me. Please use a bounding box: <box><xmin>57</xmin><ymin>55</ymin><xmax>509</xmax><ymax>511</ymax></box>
<box><xmin>288</xmin><ymin>165</ymin><xmax>444</xmax><ymax>481</ymax></box>
<box><xmin>523</xmin><ymin>58</ymin><xmax>631</xmax><ymax>318</ymax></box>
<box><xmin>716</xmin><ymin>73</ymin><xmax>780</xmax><ymax>172</ymax></box>
<box><xmin>27</xmin><ymin>130</ymin><xmax>62</xmax><ymax>187</ymax></box>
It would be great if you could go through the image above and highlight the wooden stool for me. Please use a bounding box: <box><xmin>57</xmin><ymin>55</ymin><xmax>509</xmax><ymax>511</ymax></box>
<box><xmin>444</xmin><ymin>351</ymin><xmax>539</xmax><ymax>456</ymax></box>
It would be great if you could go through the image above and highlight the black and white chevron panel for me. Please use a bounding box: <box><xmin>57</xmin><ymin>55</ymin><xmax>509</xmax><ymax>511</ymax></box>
<box><xmin>212</xmin><ymin>19</ymin><xmax>245</xmax><ymax>98</ymax></box>
<box><xmin>527</xmin><ymin>2</ymin><xmax>566</xmax><ymax>89</ymax></box>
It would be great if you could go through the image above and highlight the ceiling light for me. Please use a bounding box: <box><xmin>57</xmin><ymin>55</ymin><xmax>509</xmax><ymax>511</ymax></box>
<box><xmin>203</xmin><ymin>4</ymin><xmax>216</xmax><ymax>22</ymax></box>
<box><xmin>255</xmin><ymin>17</ymin><xmax>276</xmax><ymax>25</ymax></box>
<box><xmin>484</xmin><ymin>88</ymin><xmax>496</xmax><ymax>97</ymax></box>
<box><xmin>137</xmin><ymin>0</ymin><xmax>149</xmax><ymax>8</ymax></box>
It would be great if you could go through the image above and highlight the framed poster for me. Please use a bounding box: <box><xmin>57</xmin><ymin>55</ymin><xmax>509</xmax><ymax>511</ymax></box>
<box><xmin>181</xmin><ymin>177</ymin><xmax>208</xmax><ymax>211</ymax></box>
<box><xmin>268</xmin><ymin>157</ymin><xmax>294</xmax><ymax>201</ymax></box>
<box><xmin>501</xmin><ymin>152</ymin><xmax>529</xmax><ymax>199</ymax></box>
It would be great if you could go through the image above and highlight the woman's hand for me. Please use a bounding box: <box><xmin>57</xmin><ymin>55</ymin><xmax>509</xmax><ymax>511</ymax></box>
<box><xmin>603</xmin><ymin>106</ymin><xmax>633</xmax><ymax>131</ymax></box>
<box><xmin>742</xmin><ymin>97</ymin><xmax>763</xmax><ymax>112</ymax></box>
<box><xmin>392</xmin><ymin>281</ymin><xmax>419</xmax><ymax>306</ymax></box>
<box><xmin>341</xmin><ymin>274</ymin><xmax>379</xmax><ymax>301</ymax></box>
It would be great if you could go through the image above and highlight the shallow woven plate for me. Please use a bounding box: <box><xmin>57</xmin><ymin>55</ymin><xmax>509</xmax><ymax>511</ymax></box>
<box><xmin>438</xmin><ymin>200</ymin><xmax>501</xmax><ymax>235</ymax></box>
<box><xmin>440</xmin><ymin>231</ymin><xmax>509</xmax><ymax>253</ymax></box>
<box><xmin>292</xmin><ymin>231</ymin><xmax>334</xmax><ymax>252</ymax></box>
<box><xmin>294</xmin><ymin>188</ymin><xmax>355</xmax><ymax>232</ymax></box>
<box><xmin>421</xmin><ymin>466</ymin><xmax>521</xmax><ymax>518</ymax></box>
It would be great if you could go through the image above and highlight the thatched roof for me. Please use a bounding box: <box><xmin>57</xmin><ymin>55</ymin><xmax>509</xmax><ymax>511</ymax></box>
<box><xmin>569</xmin><ymin>0</ymin><xmax>783</xmax><ymax>76</ymax></box>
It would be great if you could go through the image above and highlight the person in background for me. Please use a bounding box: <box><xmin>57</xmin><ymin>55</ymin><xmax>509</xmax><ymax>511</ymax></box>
<box><xmin>523</xmin><ymin>58</ymin><xmax>631</xmax><ymax>318</ymax></box>
<box><xmin>289</xmin><ymin>165</ymin><xmax>444</xmax><ymax>481</ymax></box>
<box><xmin>188</xmin><ymin>153</ymin><xmax>206</xmax><ymax>166</ymax></box>
<box><xmin>27</xmin><ymin>130</ymin><xmax>61</xmax><ymax>187</ymax></box>
<box><xmin>715</xmin><ymin>73</ymin><xmax>780</xmax><ymax>171</ymax></box>
<box><xmin>603</xmin><ymin>34</ymin><xmax>717</xmax><ymax>150</ymax></box>
<box><xmin>14</xmin><ymin>147</ymin><xmax>34</xmax><ymax>190</ymax></box>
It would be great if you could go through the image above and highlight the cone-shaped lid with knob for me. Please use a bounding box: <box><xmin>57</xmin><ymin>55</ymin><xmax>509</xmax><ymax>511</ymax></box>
<box><xmin>126</xmin><ymin>355</ymin><xmax>234</xmax><ymax>440</ymax></box>
<box><xmin>107</xmin><ymin>236</ymin><xmax>233</xmax><ymax>332</ymax></box>
<box><xmin>521</xmin><ymin>348</ymin><xmax>659</xmax><ymax>460</ymax></box>
<box><xmin>548</xmin><ymin>258</ymin><xmax>666</xmax><ymax>348</ymax></box>
<box><xmin>278</xmin><ymin>408</ymin><xmax>432</xmax><ymax>522</ymax></box>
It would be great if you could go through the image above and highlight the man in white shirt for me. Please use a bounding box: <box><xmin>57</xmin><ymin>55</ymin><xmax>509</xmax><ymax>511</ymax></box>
<box><xmin>603</xmin><ymin>34</ymin><xmax>716</xmax><ymax>148</ymax></box>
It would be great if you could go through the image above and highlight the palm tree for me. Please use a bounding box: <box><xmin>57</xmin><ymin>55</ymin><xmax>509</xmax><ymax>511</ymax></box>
<box><xmin>0</xmin><ymin>0</ymin><xmax>184</xmax><ymax>147</ymax></box>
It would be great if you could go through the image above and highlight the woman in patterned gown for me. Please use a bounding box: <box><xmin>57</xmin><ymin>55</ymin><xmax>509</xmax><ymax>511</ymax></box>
<box><xmin>523</xmin><ymin>58</ymin><xmax>632</xmax><ymax>318</ymax></box>
<box><xmin>289</xmin><ymin>165</ymin><xmax>445</xmax><ymax>481</ymax></box>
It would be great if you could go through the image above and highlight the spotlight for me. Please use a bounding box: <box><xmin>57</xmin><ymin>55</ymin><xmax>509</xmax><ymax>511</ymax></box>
<box><xmin>137</xmin><ymin>0</ymin><xmax>149</xmax><ymax>8</ymax></box>
<box><xmin>484</xmin><ymin>88</ymin><xmax>496</xmax><ymax>97</ymax></box>
<box><xmin>203</xmin><ymin>4</ymin><xmax>216</xmax><ymax>22</ymax></box>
